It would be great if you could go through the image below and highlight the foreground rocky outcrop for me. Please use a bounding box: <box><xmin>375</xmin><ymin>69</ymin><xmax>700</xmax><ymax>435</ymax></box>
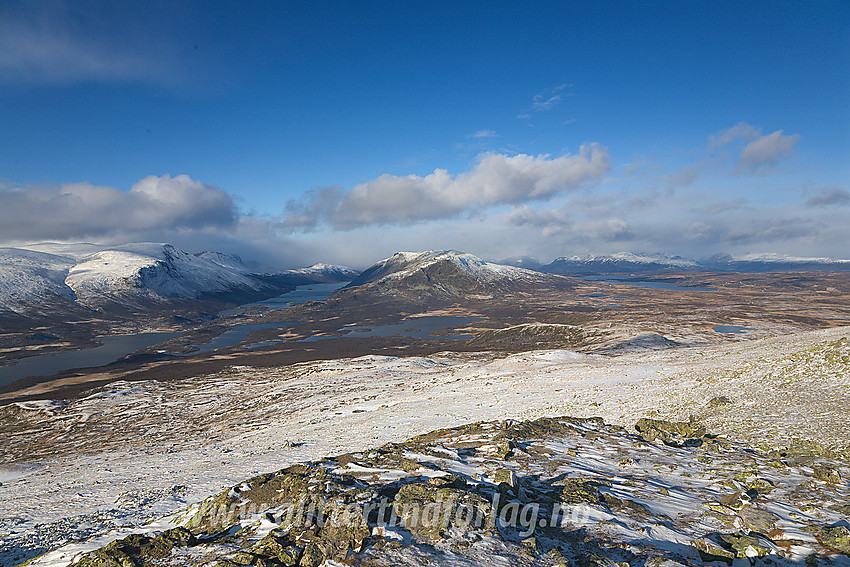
<box><xmin>34</xmin><ymin>414</ymin><xmax>849</xmax><ymax>567</ymax></box>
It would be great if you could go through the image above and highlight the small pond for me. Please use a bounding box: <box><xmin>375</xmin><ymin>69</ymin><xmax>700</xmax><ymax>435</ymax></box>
<box><xmin>712</xmin><ymin>325</ymin><xmax>751</xmax><ymax>334</ymax></box>
<box><xmin>0</xmin><ymin>283</ymin><xmax>345</xmax><ymax>385</ymax></box>
<box><xmin>303</xmin><ymin>316</ymin><xmax>481</xmax><ymax>342</ymax></box>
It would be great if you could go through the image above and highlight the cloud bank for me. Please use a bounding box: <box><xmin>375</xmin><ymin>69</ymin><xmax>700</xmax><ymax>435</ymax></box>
<box><xmin>0</xmin><ymin>175</ymin><xmax>236</xmax><ymax>242</ymax></box>
<box><xmin>806</xmin><ymin>187</ymin><xmax>850</xmax><ymax>208</ymax></box>
<box><xmin>0</xmin><ymin>122</ymin><xmax>844</xmax><ymax>269</ymax></box>
<box><xmin>284</xmin><ymin>145</ymin><xmax>610</xmax><ymax>229</ymax></box>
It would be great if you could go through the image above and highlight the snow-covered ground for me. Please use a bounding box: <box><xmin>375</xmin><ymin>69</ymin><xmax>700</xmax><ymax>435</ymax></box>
<box><xmin>1</xmin><ymin>326</ymin><xmax>848</xmax><ymax>565</ymax></box>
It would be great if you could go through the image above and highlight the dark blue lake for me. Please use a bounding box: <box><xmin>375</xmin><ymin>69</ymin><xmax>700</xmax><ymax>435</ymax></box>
<box><xmin>0</xmin><ymin>283</ymin><xmax>345</xmax><ymax>387</ymax></box>
<box><xmin>185</xmin><ymin>322</ymin><xmax>296</xmax><ymax>354</ymax></box>
<box><xmin>0</xmin><ymin>331</ymin><xmax>180</xmax><ymax>388</ymax></box>
<box><xmin>218</xmin><ymin>282</ymin><xmax>346</xmax><ymax>316</ymax></box>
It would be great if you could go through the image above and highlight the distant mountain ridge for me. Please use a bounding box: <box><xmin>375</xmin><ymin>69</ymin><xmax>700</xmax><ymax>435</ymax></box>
<box><xmin>285</xmin><ymin>263</ymin><xmax>360</xmax><ymax>282</ymax></box>
<box><xmin>701</xmin><ymin>253</ymin><xmax>850</xmax><ymax>273</ymax></box>
<box><xmin>539</xmin><ymin>252</ymin><xmax>850</xmax><ymax>274</ymax></box>
<box><xmin>541</xmin><ymin>252</ymin><xmax>698</xmax><ymax>275</ymax></box>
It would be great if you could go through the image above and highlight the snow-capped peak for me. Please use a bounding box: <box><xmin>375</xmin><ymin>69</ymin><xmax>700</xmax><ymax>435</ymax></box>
<box><xmin>64</xmin><ymin>244</ymin><xmax>265</xmax><ymax>304</ymax></box>
<box><xmin>348</xmin><ymin>250</ymin><xmax>542</xmax><ymax>290</ymax></box>
<box><xmin>289</xmin><ymin>263</ymin><xmax>359</xmax><ymax>275</ymax></box>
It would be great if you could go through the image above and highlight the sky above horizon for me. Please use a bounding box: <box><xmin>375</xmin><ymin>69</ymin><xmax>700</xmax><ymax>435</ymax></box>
<box><xmin>1</xmin><ymin>1</ymin><xmax>848</xmax><ymax>269</ymax></box>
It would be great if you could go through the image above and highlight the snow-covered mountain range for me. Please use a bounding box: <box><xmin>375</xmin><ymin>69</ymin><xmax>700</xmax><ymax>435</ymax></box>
<box><xmin>701</xmin><ymin>252</ymin><xmax>850</xmax><ymax>273</ymax></box>
<box><xmin>4</xmin><ymin>243</ymin><xmax>849</xmax><ymax>319</ymax></box>
<box><xmin>0</xmin><ymin>243</ymin><xmax>357</xmax><ymax>315</ymax></box>
<box><xmin>538</xmin><ymin>251</ymin><xmax>850</xmax><ymax>274</ymax></box>
<box><xmin>283</xmin><ymin>263</ymin><xmax>360</xmax><ymax>283</ymax></box>
<box><xmin>541</xmin><ymin>252</ymin><xmax>699</xmax><ymax>275</ymax></box>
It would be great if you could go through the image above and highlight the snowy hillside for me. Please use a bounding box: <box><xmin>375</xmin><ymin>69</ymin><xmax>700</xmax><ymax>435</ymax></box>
<box><xmin>194</xmin><ymin>250</ymin><xmax>251</xmax><ymax>272</ymax></box>
<box><xmin>65</xmin><ymin>244</ymin><xmax>271</xmax><ymax>306</ymax></box>
<box><xmin>0</xmin><ymin>243</ymin><xmax>358</xmax><ymax>315</ymax></box>
<box><xmin>0</xmin><ymin>248</ymin><xmax>77</xmax><ymax>313</ymax></box>
<box><xmin>2</xmin><ymin>326</ymin><xmax>848</xmax><ymax>567</ymax></box>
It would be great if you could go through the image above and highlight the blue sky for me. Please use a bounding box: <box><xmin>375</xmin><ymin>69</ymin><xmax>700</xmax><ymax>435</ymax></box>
<box><xmin>1</xmin><ymin>1</ymin><xmax>848</xmax><ymax>267</ymax></box>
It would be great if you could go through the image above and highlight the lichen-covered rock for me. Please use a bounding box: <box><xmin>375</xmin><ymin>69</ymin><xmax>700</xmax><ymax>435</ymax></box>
<box><xmin>297</xmin><ymin>543</ymin><xmax>325</xmax><ymax>567</ymax></box>
<box><xmin>709</xmin><ymin>396</ymin><xmax>732</xmax><ymax>407</ymax></box>
<box><xmin>70</xmin><ymin>528</ymin><xmax>196</xmax><ymax>567</ymax></box>
<box><xmin>52</xmin><ymin>413</ymin><xmax>850</xmax><ymax>567</ymax></box>
<box><xmin>818</xmin><ymin>525</ymin><xmax>850</xmax><ymax>555</ymax></box>
<box><xmin>248</xmin><ymin>532</ymin><xmax>301</xmax><ymax>566</ymax></box>
<box><xmin>186</xmin><ymin>489</ymin><xmax>241</xmax><ymax>535</ymax></box>
<box><xmin>550</xmin><ymin>478</ymin><xmax>603</xmax><ymax>506</ymax></box>
<box><xmin>812</xmin><ymin>464</ymin><xmax>841</xmax><ymax>484</ymax></box>
<box><xmin>743</xmin><ymin>477</ymin><xmax>775</xmax><ymax>496</ymax></box>
<box><xmin>310</xmin><ymin>502</ymin><xmax>372</xmax><ymax>562</ymax></box>
<box><xmin>691</xmin><ymin>537</ymin><xmax>735</xmax><ymax>563</ymax></box>
<box><xmin>634</xmin><ymin>417</ymin><xmax>706</xmax><ymax>446</ymax></box>
<box><xmin>600</xmin><ymin>493</ymin><xmax>654</xmax><ymax>520</ymax></box>
<box><xmin>495</xmin><ymin>416</ymin><xmax>602</xmax><ymax>442</ymax></box>
<box><xmin>188</xmin><ymin>468</ymin><xmax>309</xmax><ymax>534</ymax></box>
<box><xmin>716</xmin><ymin>533</ymin><xmax>771</xmax><ymax>558</ymax></box>
<box><xmin>739</xmin><ymin>506</ymin><xmax>780</xmax><ymax>535</ymax></box>
<box><xmin>493</xmin><ymin>468</ymin><xmax>517</xmax><ymax>490</ymax></box>
<box><xmin>392</xmin><ymin>478</ymin><xmax>490</xmax><ymax>542</ymax></box>
<box><xmin>495</xmin><ymin>439</ymin><xmax>516</xmax><ymax>459</ymax></box>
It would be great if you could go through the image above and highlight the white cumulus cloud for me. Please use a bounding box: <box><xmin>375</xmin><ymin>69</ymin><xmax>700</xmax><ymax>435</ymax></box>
<box><xmin>284</xmin><ymin>145</ymin><xmax>610</xmax><ymax>229</ymax></box>
<box><xmin>739</xmin><ymin>130</ymin><xmax>800</xmax><ymax>168</ymax></box>
<box><xmin>708</xmin><ymin>122</ymin><xmax>800</xmax><ymax>169</ymax></box>
<box><xmin>709</xmin><ymin>122</ymin><xmax>761</xmax><ymax>150</ymax></box>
